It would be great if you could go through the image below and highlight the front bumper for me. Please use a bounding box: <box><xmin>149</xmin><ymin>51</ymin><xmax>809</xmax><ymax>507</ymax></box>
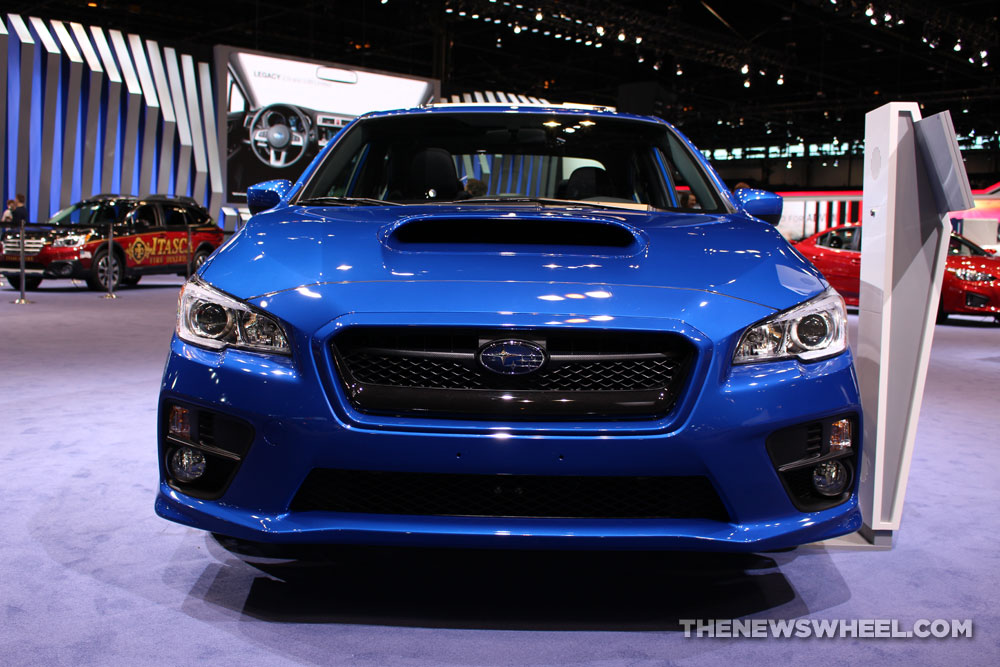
<box><xmin>156</xmin><ymin>313</ymin><xmax>863</xmax><ymax>552</ymax></box>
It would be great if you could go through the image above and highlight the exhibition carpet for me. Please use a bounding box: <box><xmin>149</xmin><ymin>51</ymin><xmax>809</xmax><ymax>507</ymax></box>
<box><xmin>1</xmin><ymin>277</ymin><xmax>998</xmax><ymax>666</ymax></box>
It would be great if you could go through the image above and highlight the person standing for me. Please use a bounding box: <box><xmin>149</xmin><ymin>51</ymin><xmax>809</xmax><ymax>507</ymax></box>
<box><xmin>1</xmin><ymin>200</ymin><xmax>14</xmax><ymax>223</ymax></box>
<box><xmin>11</xmin><ymin>194</ymin><xmax>28</xmax><ymax>225</ymax></box>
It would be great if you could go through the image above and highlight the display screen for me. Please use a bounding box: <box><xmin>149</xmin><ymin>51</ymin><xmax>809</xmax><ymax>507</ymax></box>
<box><xmin>214</xmin><ymin>46</ymin><xmax>439</xmax><ymax>203</ymax></box>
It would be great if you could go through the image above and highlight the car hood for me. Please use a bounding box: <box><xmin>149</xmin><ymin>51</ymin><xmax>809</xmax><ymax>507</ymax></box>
<box><xmin>201</xmin><ymin>203</ymin><xmax>826</xmax><ymax>312</ymax></box>
<box><xmin>947</xmin><ymin>254</ymin><xmax>1000</xmax><ymax>274</ymax></box>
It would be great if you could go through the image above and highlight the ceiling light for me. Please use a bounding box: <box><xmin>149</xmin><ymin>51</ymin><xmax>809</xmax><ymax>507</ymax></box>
<box><xmin>740</xmin><ymin>63</ymin><xmax>749</xmax><ymax>74</ymax></box>
<box><xmin>535</xmin><ymin>11</ymin><xmax>543</xmax><ymax>20</ymax></box>
<box><xmin>743</xmin><ymin>78</ymin><xmax>751</xmax><ymax>88</ymax></box>
<box><xmin>864</xmin><ymin>4</ymin><xmax>874</xmax><ymax>17</ymax></box>
<box><xmin>635</xmin><ymin>36</ymin><xmax>642</xmax><ymax>44</ymax></box>
<box><xmin>618</xmin><ymin>30</ymin><xmax>626</xmax><ymax>41</ymax></box>
<box><xmin>676</xmin><ymin>64</ymin><xmax>683</xmax><ymax>75</ymax></box>
<box><xmin>954</xmin><ymin>40</ymin><xmax>962</xmax><ymax>52</ymax></box>
<box><xmin>777</xmin><ymin>74</ymin><xmax>785</xmax><ymax>85</ymax></box>
<box><xmin>596</xmin><ymin>25</ymin><xmax>605</xmax><ymax>36</ymax></box>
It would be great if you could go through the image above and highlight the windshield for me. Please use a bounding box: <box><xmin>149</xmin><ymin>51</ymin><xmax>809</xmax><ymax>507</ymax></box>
<box><xmin>297</xmin><ymin>112</ymin><xmax>725</xmax><ymax>212</ymax></box>
<box><xmin>47</xmin><ymin>202</ymin><xmax>104</xmax><ymax>226</ymax></box>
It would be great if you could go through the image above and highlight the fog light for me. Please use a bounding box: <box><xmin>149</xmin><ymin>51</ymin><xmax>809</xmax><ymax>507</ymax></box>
<box><xmin>829</xmin><ymin>418</ymin><xmax>852</xmax><ymax>452</ymax></box>
<box><xmin>168</xmin><ymin>405</ymin><xmax>192</xmax><ymax>440</ymax></box>
<box><xmin>170</xmin><ymin>446</ymin><xmax>206</xmax><ymax>482</ymax></box>
<box><xmin>812</xmin><ymin>460</ymin><xmax>849</xmax><ymax>497</ymax></box>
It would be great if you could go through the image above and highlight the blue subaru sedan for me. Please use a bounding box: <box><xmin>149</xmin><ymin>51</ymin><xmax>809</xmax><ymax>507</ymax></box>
<box><xmin>156</xmin><ymin>104</ymin><xmax>861</xmax><ymax>552</ymax></box>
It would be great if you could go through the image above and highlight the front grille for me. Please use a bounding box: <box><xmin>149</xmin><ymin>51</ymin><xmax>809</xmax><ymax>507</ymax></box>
<box><xmin>331</xmin><ymin>327</ymin><xmax>695</xmax><ymax>420</ymax></box>
<box><xmin>2</xmin><ymin>237</ymin><xmax>47</xmax><ymax>255</ymax></box>
<box><xmin>291</xmin><ymin>468</ymin><xmax>731</xmax><ymax>520</ymax></box>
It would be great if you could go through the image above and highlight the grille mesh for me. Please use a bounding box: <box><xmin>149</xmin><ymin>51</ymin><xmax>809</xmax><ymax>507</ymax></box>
<box><xmin>291</xmin><ymin>468</ymin><xmax>730</xmax><ymax>520</ymax></box>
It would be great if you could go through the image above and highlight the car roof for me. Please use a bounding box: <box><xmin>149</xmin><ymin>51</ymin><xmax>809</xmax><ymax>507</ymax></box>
<box><xmin>358</xmin><ymin>103</ymin><xmax>666</xmax><ymax>126</ymax></box>
<box><xmin>80</xmin><ymin>193</ymin><xmax>208</xmax><ymax>212</ymax></box>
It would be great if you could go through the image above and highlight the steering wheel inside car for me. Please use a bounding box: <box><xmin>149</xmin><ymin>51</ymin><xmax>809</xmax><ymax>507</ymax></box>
<box><xmin>248</xmin><ymin>103</ymin><xmax>312</xmax><ymax>168</ymax></box>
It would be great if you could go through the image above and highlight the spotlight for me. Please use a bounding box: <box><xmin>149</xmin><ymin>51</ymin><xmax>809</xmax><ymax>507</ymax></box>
<box><xmin>777</xmin><ymin>74</ymin><xmax>784</xmax><ymax>85</ymax></box>
<box><xmin>743</xmin><ymin>78</ymin><xmax>751</xmax><ymax>87</ymax></box>
<box><xmin>618</xmin><ymin>30</ymin><xmax>626</xmax><ymax>41</ymax></box>
<box><xmin>535</xmin><ymin>11</ymin><xmax>543</xmax><ymax>20</ymax></box>
<box><xmin>812</xmin><ymin>460</ymin><xmax>850</xmax><ymax>497</ymax></box>
<box><xmin>864</xmin><ymin>4</ymin><xmax>874</xmax><ymax>17</ymax></box>
<box><xmin>954</xmin><ymin>40</ymin><xmax>962</xmax><ymax>52</ymax></box>
<box><xmin>595</xmin><ymin>25</ymin><xmax>605</xmax><ymax>36</ymax></box>
<box><xmin>675</xmin><ymin>64</ymin><xmax>683</xmax><ymax>75</ymax></box>
<box><xmin>635</xmin><ymin>35</ymin><xmax>642</xmax><ymax>44</ymax></box>
<box><xmin>169</xmin><ymin>446</ymin><xmax>207</xmax><ymax>483</ymax></box>
<box><xmin>740</xmin><ymin>63</ymin><xmax>749</xmax><ymax>74</ymax></box>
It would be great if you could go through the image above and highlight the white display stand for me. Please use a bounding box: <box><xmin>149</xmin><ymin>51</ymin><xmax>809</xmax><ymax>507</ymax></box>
<box><xmin>854</xmin><ymin>103</ymin><xmax>974</xmax><ymax>547</ymax></box>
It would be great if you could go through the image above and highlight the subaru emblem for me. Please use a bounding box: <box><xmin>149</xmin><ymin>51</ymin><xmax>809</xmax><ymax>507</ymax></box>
<box><xmin>478</xmin><ymin>340</ymin><xmax>547</xmax><ymax>375</ymax></box>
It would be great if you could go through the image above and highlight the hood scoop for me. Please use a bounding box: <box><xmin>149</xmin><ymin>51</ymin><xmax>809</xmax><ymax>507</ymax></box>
<box><xmin>384</xmin><ymin>216</ymin><xmax>643</xmax><ymax>253</ymax></box>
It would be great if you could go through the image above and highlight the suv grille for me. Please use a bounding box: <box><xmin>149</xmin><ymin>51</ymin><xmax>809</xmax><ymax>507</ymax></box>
<box><xmin>2</xmin><ymin>237</ymin><xmax>47</xmax><ymax>255</ymax></box>
<box><xmin>291</xmin><ymin>468</ymin><xmax>730</xmax><ymax>520</ymax></box>
<box><xmin>331</xmin><ymin>327</ymin><xmax>695</xmax><ymax>420</ymax></box>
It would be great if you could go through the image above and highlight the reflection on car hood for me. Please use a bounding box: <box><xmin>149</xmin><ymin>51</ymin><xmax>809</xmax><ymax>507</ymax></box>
<box><xmin>201</xmin><ymin>203</ymin><xmax>827</xmax><ymax>312</ymax></box>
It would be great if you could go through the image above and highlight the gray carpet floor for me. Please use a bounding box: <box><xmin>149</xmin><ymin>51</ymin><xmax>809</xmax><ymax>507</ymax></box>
<box><xmin>1</xmin><ymin>275</ymin><xmax>998</xmax><ymax>666</ymax></box>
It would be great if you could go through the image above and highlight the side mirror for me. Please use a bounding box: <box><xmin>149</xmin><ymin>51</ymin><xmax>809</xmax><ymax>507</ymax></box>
<box><xmin>246</xmin><ymin>179</ymin><xmax>293</xmax><ymax>215</ymax></box>
<box><xmin>987</xmin><ymin>248</ymin><xmax>997</xmax><ymax>255</ymax></box>
<box><xmin>734</xmin><ymin>188</ymin><xmax>783</xmax><ymax>225</ymax></box>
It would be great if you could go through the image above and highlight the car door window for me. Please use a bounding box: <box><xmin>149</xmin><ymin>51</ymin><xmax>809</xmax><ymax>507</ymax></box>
<box><xmin>817</xmin><ymin>227</ymin><xmax>859</xmax><ymax>251</ymax></box>
<box><xmin>129</xmin><ymin>204</ymin><xmax>158</xmax><ymax>231</ymax></box>
<box><xmin>163</xmin><ymin>206</ymin><xmax>191</xmax><ymax>228</ymax></box>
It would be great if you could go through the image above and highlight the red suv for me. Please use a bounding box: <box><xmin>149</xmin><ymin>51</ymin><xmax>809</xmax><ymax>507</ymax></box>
<box><xmin>1</xmin><ymin>194</ymin><xmax>225</xmax><ymax>291</ymax></box>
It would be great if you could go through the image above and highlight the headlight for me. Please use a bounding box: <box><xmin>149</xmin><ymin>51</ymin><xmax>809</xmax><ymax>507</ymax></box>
<box><xmin>177</xmin><ymin>278</ymin><xmax>290</xmax><ymax>354</ymax></box>
<box><xmin>734</xmin><ymin>287</ymin><xmax>848</xmax><ymax>364</ymax></box>
<box><xmin>52</xmin><ymin>234</ymin><xmax>90</xmax><ymax>247</ymax></box>
<box><xmin>952</xmin><ymin>268</ymin><xmax>996</xmax><ymax>282</ymax></box>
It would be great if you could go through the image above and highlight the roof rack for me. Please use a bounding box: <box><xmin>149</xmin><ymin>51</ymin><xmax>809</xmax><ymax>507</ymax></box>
<box><xmin>143</xmin><ymin>194</ymin><xmax>206</xmax><ymax>208</ymax></box>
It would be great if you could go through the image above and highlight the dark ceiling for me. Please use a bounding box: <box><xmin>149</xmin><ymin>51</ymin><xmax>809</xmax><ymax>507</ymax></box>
<box><xmin>12</xmin><ymin>0</ymin><xmax>1000</xmax><ymax>160</ymax></box>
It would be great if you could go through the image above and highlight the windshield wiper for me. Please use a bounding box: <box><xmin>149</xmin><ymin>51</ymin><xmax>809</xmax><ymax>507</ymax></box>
<box><xmin>296</xmin><ymin>196</ymin><xmax>402</xmax><ymax>207</ymax></box>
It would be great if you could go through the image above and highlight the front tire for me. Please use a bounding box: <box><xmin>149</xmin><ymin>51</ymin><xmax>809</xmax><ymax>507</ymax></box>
<box><xmin>7</xmin><ymin>275</ymin><xmax>42</xmax><ymax>291</ymax></box>
<box><xmin>87</xmin><ymin>248</ymin><xmax>122</xmax><ymax>292</ymax></box>
<box><xmin>189</xmin><ymin>247</ymin><xmax>212</xmax><ymax>274</ymax></box>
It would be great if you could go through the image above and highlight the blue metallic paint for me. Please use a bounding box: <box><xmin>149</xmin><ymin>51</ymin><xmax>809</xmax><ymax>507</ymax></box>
<box><xmin>157</xmin><ymin>105</ymin><xmax>862</xmax><ymax>551</ymax></box>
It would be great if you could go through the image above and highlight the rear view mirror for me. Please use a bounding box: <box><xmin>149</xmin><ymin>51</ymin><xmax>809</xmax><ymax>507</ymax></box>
<box><xmin>734</xmin><ymin>188</ymin><xmax>783</xmax><ymax>225</ymax></box>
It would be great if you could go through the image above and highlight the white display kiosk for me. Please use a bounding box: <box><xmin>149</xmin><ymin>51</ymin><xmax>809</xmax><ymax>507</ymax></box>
<box><xmin>854</xmin><ymin>103</ymin><xmax>974</xmax><ymax>546</ymax></box>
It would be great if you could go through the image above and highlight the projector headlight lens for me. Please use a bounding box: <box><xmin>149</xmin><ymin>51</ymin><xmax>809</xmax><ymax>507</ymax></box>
<box><xmin>734</xmin><ymin>287</ymin><xmax>847</xmax><ymax>364</ymax></box>
<box><xmin>177</xmin><ymin>277</ymin><xmax>290</xmax><ymax>354</ymax></box>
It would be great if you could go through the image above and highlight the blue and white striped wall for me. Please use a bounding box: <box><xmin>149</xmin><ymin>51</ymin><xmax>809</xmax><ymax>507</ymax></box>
<box><xmin>2</xmin><ymin>14</ymin><xmax>223</xmax><ymax>223</ymax></box>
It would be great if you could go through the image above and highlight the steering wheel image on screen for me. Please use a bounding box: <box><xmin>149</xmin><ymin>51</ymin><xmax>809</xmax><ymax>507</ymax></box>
<box><xmin>248</xmin><ymin>103</ymin><xmax>312</xmax><ymax>168</ymax></box>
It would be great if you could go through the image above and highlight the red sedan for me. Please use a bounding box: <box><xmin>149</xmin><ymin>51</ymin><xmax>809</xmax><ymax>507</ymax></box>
<box><xmin>794</xmin><ymin>224</ymin><xmax>1000</xmax><ymax>322</ymax></box>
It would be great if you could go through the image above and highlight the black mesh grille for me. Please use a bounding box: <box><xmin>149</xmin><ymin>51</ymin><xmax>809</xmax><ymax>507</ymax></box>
<box><xmin>291</xmin><ymin>468</ymin><xmax>730</xmax><ymax>520</ymax></box>
<box><xmin>331</xmin><ymin>327</ymin><xmax>695</xmax><ymax>419</ymax></box>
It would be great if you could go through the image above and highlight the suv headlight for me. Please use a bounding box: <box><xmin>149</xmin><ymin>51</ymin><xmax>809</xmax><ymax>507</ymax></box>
<box><xmin>52</xmin><ymin>233</ymin><xmax>90</xmax><ymax>248</ymax></box>
<box><xmin>952</xmin><ymin>268</ymin><xmax>996</xmax><ymax>282</ymax></box>
<box><xmin>734</xmin><ymin>287</ymin><xmax>847</xmax><ymax>364</ymax></box>
<box><xmin>177</xmin><ymin>277</ymin><xmax>290</xmax><ymax>354</ymax></box>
